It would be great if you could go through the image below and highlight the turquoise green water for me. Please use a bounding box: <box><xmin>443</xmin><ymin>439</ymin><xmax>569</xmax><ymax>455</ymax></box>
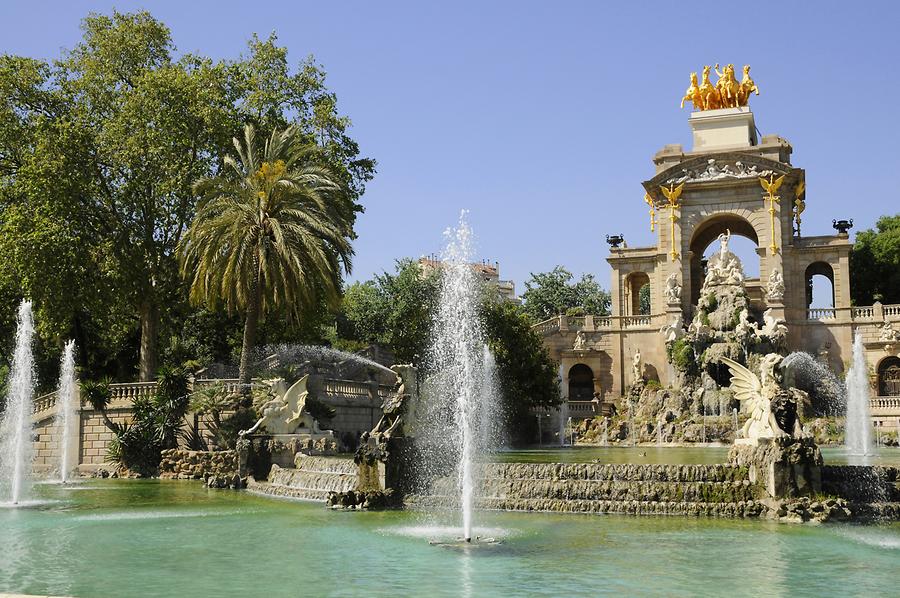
<box><xmin>1</xmin><ymin>480</ymin><xmax>899</xmax><ymax>597</ymax></box>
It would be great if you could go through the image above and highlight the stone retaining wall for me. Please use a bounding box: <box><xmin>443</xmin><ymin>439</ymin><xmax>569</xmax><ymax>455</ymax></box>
<box><xmin>158</xmin><ymin>449</ymin><xmax>239</xmax><ymax>481</ymax></box>
<box><xmin>409</xmin><ymin>462</ymin><xmax>900</xmax><ymax>520</ymax></box>
<box><xmin>410</xmin><ymin>462</ymin><xmax>765</xmax><ymax>518</ymax></box>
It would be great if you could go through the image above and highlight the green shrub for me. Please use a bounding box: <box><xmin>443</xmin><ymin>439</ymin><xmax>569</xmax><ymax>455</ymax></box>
<box><xmin>669</xmin><ymin>338</ymin><xmax>697</xmax><ymax>374</ymax></box>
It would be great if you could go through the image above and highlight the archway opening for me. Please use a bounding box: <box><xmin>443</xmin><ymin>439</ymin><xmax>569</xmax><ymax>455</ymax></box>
<box><xmin>626</xmin><ymin>272</ymin><xmax>651</xmax><ymax>316</ymax></box>
<box><xmin>805</xmin><ymin>262</ymin><xmax>835</xmax><ymax>309</ymax></box>
<box><xmin>878</xmin><ymin>357</ymin><xmax>900</xmax><ymax>397</ymax></box>
<box><xmin>689</xmin><ymin>214</ymin><xmax>760</xmax><ymax>305</ymax></box>
<box><xmin>568</xmin><ymin>363</ymin><xmax>594</xmax><ymax>400</ymax></box>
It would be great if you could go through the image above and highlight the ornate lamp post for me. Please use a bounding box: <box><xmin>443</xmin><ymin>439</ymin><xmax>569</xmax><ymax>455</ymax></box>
<box><xmin>759</xmin><ymin>174</ymin><xmax>785</xmax><ymax>255</ymax></box>
<box><xmin>644</xmin><ymin>192</ymin><xmax>659</xmax><ymax>233</ymax></box>
<box><xmin>660</xmin><ymin>183</ymin><xmax>684</xmax><ymax>261</ymax></box>
<box><xmin>793</xmin><ymin>180</ymin><xmax>805</xmax><ymax>237</ymax></box>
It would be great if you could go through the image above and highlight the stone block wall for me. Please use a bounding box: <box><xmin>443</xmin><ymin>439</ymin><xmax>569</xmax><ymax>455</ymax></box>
<box><xmin>410</xmin><ymin>462</ymin><xmax>766</xmax><ymax>518</ymax></box>
<box><xmin>411</xmin><ymin>461</ymin><xmax>900</xmax><ymax>520</ymax></box>
<box><xmin>32</xmin><ymin>416</ymin><xmax>63</xmax><ymax>470</ymax></box>
<box><xmin>158</xmin><ymin>449</ymin><xmax>239</xmax><ymax>480</ymax></box>
<box><xmin>79</xmin><ymin>408</ymin><xmax>133</xmax><ymax>466</ymax></box>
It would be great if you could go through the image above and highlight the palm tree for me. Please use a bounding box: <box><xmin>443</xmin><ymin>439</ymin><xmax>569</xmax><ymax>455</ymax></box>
<box><xmin>178</xmin><ymin>125</ymin><xmax>354</xmax><ymax>389</ymax></box>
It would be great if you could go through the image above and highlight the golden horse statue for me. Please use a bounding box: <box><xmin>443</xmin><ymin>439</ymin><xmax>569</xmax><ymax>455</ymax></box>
<box><xmin>715</xmin><ymin>63</ymin><xmax>740</xmax><ymax>108</ymax></box>
<box><xmin>680</xmin><ymin>72</ymin><xmax>703</xmax><ymax>109</ymax></box>
<box><xmin>737</xmin><ymin>65</ymin><xmax>759</xmax><ymax>106</ymax></box>
<box><xmin>698</xmin><ymin>65</ymin><xmax>719</xmax><ymax>110</ymax></box>
<box><xmin>681</xmin><ymin>63</ymin><xmax>759</xmax><ymax>111</ymax></box>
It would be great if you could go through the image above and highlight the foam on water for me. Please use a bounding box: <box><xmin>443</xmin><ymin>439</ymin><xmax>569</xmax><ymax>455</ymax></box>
<box><xmin>384</xmin><ymin>525</ymin><xmax>512</xmax><ymax>540</ymax></box>
<box><xmin>73</xmin><ymin>508</ymin><xmax>257</xmax><ymax>522</ymax></box>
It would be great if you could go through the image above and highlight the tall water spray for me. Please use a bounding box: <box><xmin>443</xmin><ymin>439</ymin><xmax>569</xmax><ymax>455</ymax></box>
<box><xmin>0</xmin><ymin>301</ymin><xmax>36</xmax><ymax>504</ymax></box>
<box><xmin>55</xmin><ymin>340</ymin><xmax>77</xmax><ymax>483</ymax></box>
<box><xmin>424</xmin><ymin>214</ymin><xmax>496</xmax><ymax>542</ymax></box>
<box><xmin>845</xmin><ymin>333</ymin><xmax>873</xmax><ymax>458</ymax></box>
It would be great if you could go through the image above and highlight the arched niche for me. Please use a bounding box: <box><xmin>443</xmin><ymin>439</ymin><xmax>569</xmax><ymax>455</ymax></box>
<box><xmin>568</xmin><ymin>363</ymin><xmax>595</xmax><ymax>400</ymax></box>
<box><xmin>688</xmin><ymin>213</ymin><xmax>760</xmax><ymax>306</ymax></box>
<box><xmin>878</xmin><ymin>356</ymin><xmax>900</xmax><ymax>397</ymax></box>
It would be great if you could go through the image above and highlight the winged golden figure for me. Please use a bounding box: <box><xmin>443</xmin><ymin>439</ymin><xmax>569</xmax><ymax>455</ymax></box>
<box><xmin>720</xmin><ymin>354</ymin><xmax>787</xmax><ymax>443</ymax></box>
<box><xmin>660</xmin><ymin>182</ymin><xmax>684</xmax><ymax>204</ymax></box>
<box><xmin>759</xmin><ymin>174</ymin><xmax>785</xmax><ymax>196</ymax></box>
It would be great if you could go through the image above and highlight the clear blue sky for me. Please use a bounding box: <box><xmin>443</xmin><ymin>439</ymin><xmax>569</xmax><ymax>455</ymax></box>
<box><xmin>2</xmin><ymin>1</ymin><xmax>898</xmax><ymax>293</ymax></box>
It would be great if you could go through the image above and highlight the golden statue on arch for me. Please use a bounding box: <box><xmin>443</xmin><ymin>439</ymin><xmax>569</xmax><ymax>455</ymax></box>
<box><xmin>681</xmin><ymin>64</ymin><xmax>759</xmax><ymax>111</ymax></box>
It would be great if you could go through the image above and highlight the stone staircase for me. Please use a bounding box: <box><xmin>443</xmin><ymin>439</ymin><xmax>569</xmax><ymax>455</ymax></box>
<box><xmin>410</xmin><ymin>462</ymin><xmax>766</xmax><ymax>517</ymax></box>
<box><xmin>248</xmin><ymin>456</ymin><xmax>359</xmax><ymax>502</ymax></box>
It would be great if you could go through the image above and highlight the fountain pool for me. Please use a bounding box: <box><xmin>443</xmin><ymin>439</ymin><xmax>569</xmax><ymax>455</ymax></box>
<box><xmin>1</xmin><ymin>480</ymin><xmax>899</xmax><ymax>597</ymax></box>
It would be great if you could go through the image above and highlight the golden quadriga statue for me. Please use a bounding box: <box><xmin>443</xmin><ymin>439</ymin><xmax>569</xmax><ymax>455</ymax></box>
<box><xmin>681</xmin><ymin>64</ymin><xmax>759</xmax><ymax>111</ymax></box>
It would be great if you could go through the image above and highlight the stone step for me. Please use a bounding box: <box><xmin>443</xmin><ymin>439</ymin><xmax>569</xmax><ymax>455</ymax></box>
<box><xmin>429</xmin><ymin>479</ymin><xmax>758</xmax><ymax>503</ymax></box>
<box><xmin>247</xmin><ymin>479</ymin><xmax>333</xmax><ymax>502</ymax></box>
<box><xmin>407</xmin><ymin>494</ymin><xmax>765</xmax><ymax>518</ymax></box>
<box><xmin>294</xmin><ymin>455</ymin><xmax>358</xmax><ymax>475</ymax></box>
<box><xmin>475</xmin><ymin>463</ymin><xmax>750</xmax><ymax>483</ymax></box>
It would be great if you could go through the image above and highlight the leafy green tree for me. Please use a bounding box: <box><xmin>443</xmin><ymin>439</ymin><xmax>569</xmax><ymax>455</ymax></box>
<box><xmin>851</xmin><ymin>215</ymin><xmax>900</xmax><ymax>305</ymax></box>
<box><xmin>521</xmin><ymin>266</ymin><xmax>611</xmax><ymax>322</ymax></box>
<box><xmin>178</xmin><ymin>125</ymin><xmax>355</xmax><ymax>388</ymax></box>
<box><xmin>337</xmin><ymin>259</ymin><xmax>440</xmax><ymax>364</ymax></box>
<box><xmin>0</xmin><ymin>10</ymin><xmax>375</xmax><ymax>381</ymax></box>
<box><xmin>480</xmin><ymin>300</ymin><xmax>560</xmax><ymax>445</ymax></box>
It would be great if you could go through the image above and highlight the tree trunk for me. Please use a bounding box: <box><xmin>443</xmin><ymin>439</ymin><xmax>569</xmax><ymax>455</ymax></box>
<box><xmin>238</xmin><ymin>267</ymin><xmax>262</xmax><ymax>393</ymax></box>
<box><xmin>138</xmin><ymin>300</ymin><xmax>160</xmax><ymax>382</ymax></box>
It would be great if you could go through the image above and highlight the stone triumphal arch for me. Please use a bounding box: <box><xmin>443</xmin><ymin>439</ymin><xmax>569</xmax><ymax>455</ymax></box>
<box><xmin>537</xmin><ymin>65</ymin><xmax>900</xmax><ymax>434</ymax></box>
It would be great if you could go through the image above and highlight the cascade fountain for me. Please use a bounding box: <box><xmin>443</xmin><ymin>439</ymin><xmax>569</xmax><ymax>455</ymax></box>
<box><xmin>55</xmin><ymin>340</ymin><xmax>77</xmax><ymax>483</ymax></box>
<box><xmin>845</xmin><ymin>333</ymin><xmax>873</xmax><ymax>459</ymax></box>
<box><xmin>422</xmin><ymin>213</ymin><xmax>496</xmax><ymax>543</ymax></box>
<box><xmin>0</xmin><ymin>301</ymin><xmax>36</xmax><ymax>505</ymax></box>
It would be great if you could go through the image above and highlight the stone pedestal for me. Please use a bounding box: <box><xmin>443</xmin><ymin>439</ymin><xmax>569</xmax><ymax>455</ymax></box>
<box><xmin>689</xmin><ymin>107</ymin><xmax>757</xmax><ymax>151</ymax></box>
<box><xmin>729</xmin><ymin>436</ymin><xmax>822</xmax><ymax>499</ymax></box>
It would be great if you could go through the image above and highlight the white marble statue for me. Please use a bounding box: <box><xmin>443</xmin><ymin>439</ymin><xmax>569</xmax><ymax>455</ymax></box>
<box><xmin>766</xmin><ymin>267</ymin><xmax>785</xmax><ymax>301</ymax></box>
<box><xmin>573</xmin><ymin>330</ymin><xmax>588</xmax><ymax>351</ymax></box>
<box><xmin>632</xmin><ymin>349</ymin><xmax>643</xmax><ymax>383</ymax></box>
<box><xmin>734</xmin><ymin>307</ymin><xmax>758</xmax><ymax>344</ymax></box>
<box><xmin>240</xmin><ymin>375</ymin><xmax>322</xmax><ymax>436</ymax></box>
<box><xmin>664</xmin><ymin>273</ymin><xmax>682</xmax><ymax>304</ymax></box>
<box><xmin>660</xmin><ymin>313</ymin><xmax>685</xmax><ymax>343</ymax></box>
<box><xmin>758</xmin><ymin>308</ymin><xmax>788</xmax><ymax>345</ymax></box>
<box><xmin>720</xmin><ymin>354</ymin><xmax>787</xmax><ymax>444</ymax></box>
<box><xmin>879</xmin><ymin>320</ymin><xmax>900</xmax><ymax>343</ymax></box>
<box><xmin>703</xmin><ymin>229</ymin><xmax>744</xmax><ymax>287</ymax></box>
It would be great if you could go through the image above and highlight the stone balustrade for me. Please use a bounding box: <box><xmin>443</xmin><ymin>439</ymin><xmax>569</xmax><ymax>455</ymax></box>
<box><xmin>109</xmin><ymin>381</ymin><xmax>158</xmax><ymax>403</ymax></box>
<box><xmin>566</xmin><ymin>400</ymin><xmax>597</xmax><ymax>417</ymax></box>
<box><xmin>807</xmin><ymin>303</ymin><xmax>900</xmax><ymax>322</ymax></box>
<box><xmin>323</xmin><ymin>379</ymin><xmax>373</xmax><ymax>398</ymax></box>
<box><xmin>871</xmin><ymin>396</ymin><xmax>900</xmax><ymax>412</ymax></box>
<box><xmin>32</xmin><ymin>391</ymin><xmax>58</xmax><ymax>415</ymax></box>
<box><xmin>534</xmin><ymin>313</ymin><xmax>656</xmax><ymax>336</ymax></box>
<box><xmin>807</xmin><ymin>307</ymin><xmax>837</xmax><ymax>320</ymax></box>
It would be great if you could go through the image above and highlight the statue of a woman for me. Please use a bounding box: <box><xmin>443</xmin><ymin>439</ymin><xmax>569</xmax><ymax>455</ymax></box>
<box><xmin>718</xmin><ymin>229</ymin><xmax>731</xmax><ymax>259</ymax></box>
